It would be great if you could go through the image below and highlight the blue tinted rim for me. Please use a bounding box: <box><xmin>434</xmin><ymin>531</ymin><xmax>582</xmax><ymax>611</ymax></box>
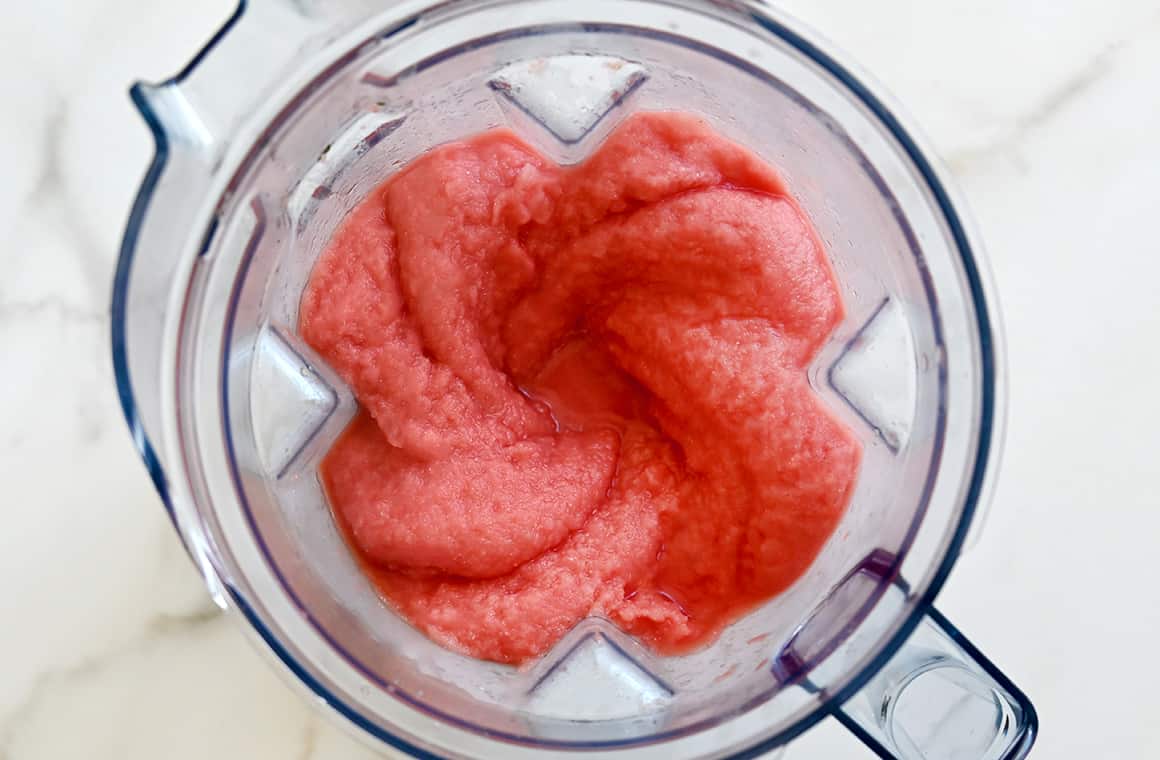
<box><xmin>828</xmin><ymin>604</ymin><xmax>1038</xmax><ymax>759</ymax></box>
<box><xmin>741</xmin><ymin>10</ymin><xmax>998</xmax><ymax>752</ymax></box>
<box><xmin>110</xmin><ymin>0</ymin><xmax>248</xmax><ymax>518</ymax></box>
<box><xmin>219</xmin><ymin>18</ymin><xmax>948</xmax><ymax>753</ymax></box>
<box><xmin>112</xmin><ymin>1</ymin><xmax>998</xmax><ymax>756</ymax></box>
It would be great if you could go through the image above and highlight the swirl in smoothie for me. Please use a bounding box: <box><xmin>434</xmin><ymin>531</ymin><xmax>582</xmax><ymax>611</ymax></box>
<box><xmin>300</xmin><ymin>111</ymin><xmax>861</xmax><ymax>664</ymax></box>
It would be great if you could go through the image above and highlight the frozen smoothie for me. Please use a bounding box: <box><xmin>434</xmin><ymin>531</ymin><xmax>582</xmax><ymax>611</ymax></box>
<box><xmin>299</xmin><ymin>111</ymin><xmax>862</xmax><ymax>665</ymax></box>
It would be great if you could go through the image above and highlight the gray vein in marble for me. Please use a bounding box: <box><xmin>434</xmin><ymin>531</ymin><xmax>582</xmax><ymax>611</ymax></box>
<box><xmin>1</xmin><ymin>95</ymin><xmax>118</xmax><ymax>327</ymax></box>
<box><xmin>24</xmin><ymin>97</ymin><xmax>112</xmax><ymax>309</ymax></box>
<box><xmin>947</xmin><ymin>12</ymin><xmax>1160</xmax><ymax>174</ymax></box>
<box><xmin>0</xmin><ymin>297</ymin><xmax>105</xmax><ymax>325</ymax></box>
<box><xmin>1016</xmin><ymin>48</ymin><xmax>1119</xmax><ymax>137</ymax></box>
<box><xmin>296</xmin><ymin>717</ymin><xmax>320</xmax><ymax>760</ymax></box>
<box><xmin>946</xmin><ymin>45</ymin><xmax>1119</xmax><ymax>174</ymax></box>
<box><xmin>0</xmin><ymin>607</ymin><xmax>224</xmax><ymax>758</ymax></box>
<box><xmin>143</xmin><ymin>605</ymin><xmax>222</xmax><ymax>638</ymax></box>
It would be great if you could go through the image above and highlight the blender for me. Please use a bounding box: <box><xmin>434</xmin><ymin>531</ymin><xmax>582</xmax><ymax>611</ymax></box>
<box><xmin>111</xmin><ymin>0</ymin><xmax>1038</xmax><ymax>757</ymax></box>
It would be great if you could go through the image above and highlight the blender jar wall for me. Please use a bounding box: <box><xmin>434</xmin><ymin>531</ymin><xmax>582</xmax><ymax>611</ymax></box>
<box><xmin>113</xmin><ymin>0</ymin><xmax>1034</xmax><ymax>757</ymax></box>
<box><xmin>215</xmin><ymin>9</ymin><xmax>947</xmax><ymax>742</ymax></box>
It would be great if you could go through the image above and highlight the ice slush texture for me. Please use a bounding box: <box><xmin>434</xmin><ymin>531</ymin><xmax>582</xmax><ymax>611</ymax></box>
<box><xmin>299</xmin><ymin>111</ymin><xmax>862</xmax><ymax>664</ymax></box>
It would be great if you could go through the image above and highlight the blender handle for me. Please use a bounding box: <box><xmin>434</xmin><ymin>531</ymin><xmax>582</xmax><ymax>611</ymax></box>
<box><xmin>114</xmin><ymin>0</ymin><xmax>400</xmax><ymax>507</ymax></box>
<box><xmin>138</xmin><ymin>1</ymin><xmax>317</xmax><ymax>161</ymax></box>
<box><xmin>114</xmin><ymin>0</ymin><xmax>317</xmax><ymax>508</ymax></box>
<box><xmin>833</xmin><ymin>606</ymin><xmax>1038</xmax><ymax>759</ymax></box>
<box><xmin>136</xmin><ymin>0</ymin><xmax>391</xmax><ymax>161</ymax></box>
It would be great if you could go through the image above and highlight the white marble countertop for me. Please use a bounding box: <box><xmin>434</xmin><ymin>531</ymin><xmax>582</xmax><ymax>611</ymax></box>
<box><xmin>2</xmin><ymin>1</ymin><xmax>1157</xmax><ymax>757</ymax></box>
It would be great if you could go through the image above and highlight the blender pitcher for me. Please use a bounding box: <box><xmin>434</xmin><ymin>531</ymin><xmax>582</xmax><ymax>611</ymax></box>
<box><xmin>111</xmin><ymin>0</ymin><xmax>1038</xmax><ymax>757</ymax></box>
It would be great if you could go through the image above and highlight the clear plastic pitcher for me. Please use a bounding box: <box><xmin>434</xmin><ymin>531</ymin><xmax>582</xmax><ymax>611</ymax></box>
<box><xmin>112</xmin><ymin>1</ymin><xmax>1037</xmax><ymax>757</ymax></box>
